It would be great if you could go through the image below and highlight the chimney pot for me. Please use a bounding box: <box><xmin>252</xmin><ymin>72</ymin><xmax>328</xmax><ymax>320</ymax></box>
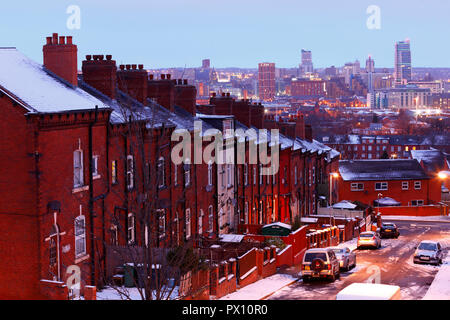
<box><xmin>86</xmin><ymin>55</ymin><xmax>92</xmax><ymax>61</ymax></box>
<box><xmin>149</xmin><ymin>74</ymin><xmax>154</xmax><ymax>80</ymax></box>
<box><xmin>66</xmin><ymin>36</ymin><xmax>73</xmax><ymax>45</ymax></box>
<box><xmin>99</xmin><ymin>55</ymin><xmax>104</xmax><ymax>60</ymax></box>
<box><xmin>46</xmin><ymin>37</ymin><xmax>52</xmax><ymax>45</ymax></box>
<box><xmin>167</xmin><ymin>74</ymin><xmax>171</xmax><ymax>80</ymax></box>
<box><xmin>161</xmin><ymin>74</ymin><xmax>166</xmax><ymax>80</ymax></box>
<box><xmin>177</xmin><ymin>79</ymin><xmax>182</xmax><ymax>85</ymax></box>
<box><xmin>59</xmin><ymin>36</ymin><xmax>65</xmax><ymax>45</ymax></box>
<box><xmin>106</xmin><ymin>55</ymin><xmax>112</xmax><ymax>61</ymax></box>
<box><xmin>138</xmin><ymin>64</ymin><xmax>144</xmax><ymax>70</ymax></box>
<box><xmin>126</xmin><ymin>64</ymin><xmax>131</xmax><ymax>70</ymax></box>
<box><xmin>212</xmin><ymin>92</ymin><xmax>216</xmax><ymax>97</ymax></box>
<box><xmin>131</xmin><ymin>64</ymin><xmax>137</xmax><ymax>70</ymax></box>
<box><xmin>226</xmin><ymin>92</ymin><xmax>230</xmax><ymax>97</ymax></box>
<box><xmin>184</xmin><ymin>79</ymin><xmax>188</xmax><ymax>85</ymax></box>
<box><xmin>222</xmin><ymin>92</ymin><xmax>226</xmax><ymax>97</ymax></box>
<box><xmin>120</xmin><ymin>65</ymin><xmax>125</xmax><ymax>70</ymax></box>
<box><xmin>52</xmin><ymin>33</ymin><xmax>58</xmax><ymax>44</ymax></box>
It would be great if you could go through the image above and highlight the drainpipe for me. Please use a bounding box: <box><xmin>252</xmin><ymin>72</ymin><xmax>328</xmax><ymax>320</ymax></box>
<box><xmin>88</xmin><ymin>106</ymin><xmax>98</xmax><ymax>286</ymax></box>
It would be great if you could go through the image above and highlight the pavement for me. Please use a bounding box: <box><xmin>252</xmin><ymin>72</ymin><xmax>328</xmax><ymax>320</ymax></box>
<box><xmin>382</xmin><ymin>215</ymin><xmax>450</xmax><ymax>223</ymax></box>
<box><xmin>422</xmin><ymin>247</ymin><xmax>450</xmax><ymax>299</ymax></box>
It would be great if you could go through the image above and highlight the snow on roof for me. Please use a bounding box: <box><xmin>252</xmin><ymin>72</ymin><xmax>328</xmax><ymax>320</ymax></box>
<box><xmin>219</xmin><ymin>234</ymin><xmax>245</xmax><ymax>243</ymax></box>
<box><xmin>0</xmin><ymin>48</ymin><xmax>109</xmax><ymax>113</ymax></box>
<box><xmin>332</xmin><ymin>200</ymin><xmax>358</xmax><ymax>210</ymax></box>
<box><xmin>375</xmin><ymin>197</ymin><xmax>401</xmax><ymax>206</ymax></box>
<box><xmin>301</xmin><ymin>217</ymin><xmax>318</xmax><ymax>223</ymax></box>
<box><xmin>263</xmin><ymin>222</ymin><xmax>292</xmax><ymax>230</ymax></box>
<box><xmin>336</xmin><ymin>283</ymin><xmax>401</xmax><ymax>300</ymax></box>
<box><xmin>339</xmin><ymin>159</ymin><xmax>429</xmax><ymax>181</ymax></box>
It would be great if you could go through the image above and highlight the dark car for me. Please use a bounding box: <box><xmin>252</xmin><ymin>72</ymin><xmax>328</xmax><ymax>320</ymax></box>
<box><xmin>380</xmin><ymin>223</ymin><xmax>399</xmax><ymax>239</ymax></box>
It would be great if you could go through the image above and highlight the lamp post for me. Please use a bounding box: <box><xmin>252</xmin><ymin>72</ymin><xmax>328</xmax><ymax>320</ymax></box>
<box><xmin>377</xmin><ymin>193</ymin><xmax>383</xmax><ymax>217</ymax></box>
<box><xmin>329</xmin><ymin>172</ymin><xmax>339</xmax><ymax>226</ymax></box>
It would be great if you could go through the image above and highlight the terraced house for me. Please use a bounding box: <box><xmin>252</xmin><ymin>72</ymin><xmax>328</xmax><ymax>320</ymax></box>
<box><xmin>0</xmin><ymin>34</ymin><xmax>339</xmax><ymax>299</ymax></box>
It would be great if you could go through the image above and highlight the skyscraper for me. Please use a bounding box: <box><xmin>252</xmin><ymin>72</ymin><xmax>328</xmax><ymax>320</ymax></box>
<box><xmin>300</xmin><ymin>49</ymin><xmax>313</xmax><ymax>74</ymax></box>
<box><xmin>366</xmin><ymin>56</ymin><xmax>375</xmax><ymax>73</ymax></box>
<box><xmin>258</xmin><ymin>62</ymin><xmax>276</xmax><ymax>101</ymax></box>
<box><xmin>202</xmin><ymin>59</ymin><xmax>210</xmax><ymax>69</ymax></box>
<box><xmin>395</xmin><ymin>40</ymin><xmax>412</xmax><ymax>85</ymax></box>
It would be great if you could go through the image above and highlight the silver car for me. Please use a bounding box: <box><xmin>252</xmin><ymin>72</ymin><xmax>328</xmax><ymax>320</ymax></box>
<box><xmin>413</xmin><ymin>240</ymin><xmax>444</xmax><ymax>265</ymax></box>
<box><xmin>357</xmin><ymin>231</ymin><xmax>381</xmax><ymax>249</ymax></box>
<box><xmin>330</xmin><ymin>247</ymin><xmax>356</xmax><ymax>271</ymax></box>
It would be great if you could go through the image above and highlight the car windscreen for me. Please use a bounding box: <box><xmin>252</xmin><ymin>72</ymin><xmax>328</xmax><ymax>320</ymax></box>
<box><xmin>418</xmin><ymin>243</ymin><xmax>437</xmax><ymax>251</ymax></box>
<box><xmin>332</xmin><ymin>249</ymin><xmax>344</xmax><ymax>254</ymax></box>
<box><xmin>304</xmin><ymin>252</ymin><xmax>327</xmax><ymax>262</ymax></box>
<box><xmin>359</xmin><ymin>233</ymin><xmax>373</xmax><ymax>238</ymax></box>
<box><xmin>382</xmin><ymin>225</ymin><xmax>395</xmax><ymax>229</ymax></box>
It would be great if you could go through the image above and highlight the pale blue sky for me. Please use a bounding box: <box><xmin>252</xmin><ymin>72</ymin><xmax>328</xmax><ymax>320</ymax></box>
<box><xmin>0</xmin><ymin>0</ymin><xmax>448</xmax><ymax>68</ymax></box>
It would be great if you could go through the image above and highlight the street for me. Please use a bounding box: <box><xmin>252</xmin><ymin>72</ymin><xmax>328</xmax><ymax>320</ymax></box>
<box><xmin>268</xmin><ymin>221</ymin><xmax>450</xmax><ymax>300</ymax></box>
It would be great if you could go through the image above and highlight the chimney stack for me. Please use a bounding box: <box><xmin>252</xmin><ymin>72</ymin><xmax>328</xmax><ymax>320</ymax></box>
<box><xmin>82</xmin><ymin>53</ymin><xmax>117</xmax><ymax>99</ymax></box>
<box><xmin>43</xmin><ymin>33</ymin><xmax>78</xmax><ymax>86</ymax></box>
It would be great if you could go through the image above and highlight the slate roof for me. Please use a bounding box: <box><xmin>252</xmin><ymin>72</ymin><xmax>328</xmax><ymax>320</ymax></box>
<box><xmin>338</xmin><ymin>159</ymin><xmax>429</xmax><ymax>181</ymax></box>
<box><xmin>411</xmin><ymin>149</ymin><xmax>450</xmax><ymax>174</ymax></box>
<box><xmin>0</xmin><ymin>48</ymin><xmax>109</xmax><ymax>113</ymax></box>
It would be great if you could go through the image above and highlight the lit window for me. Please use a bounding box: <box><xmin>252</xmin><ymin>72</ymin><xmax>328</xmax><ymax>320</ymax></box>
<box><xmin>198</xmin><ymin>210</ymin><xmax>204</xmax><ymax>235</ymax></box>
<box><xmin>184</xmin><ymin>160</ymin><xmax>191</xmax><ymax>187</ymax></box>
<box><xmin>111</xmin><ymin>160</ymin><xmax>118</xmax><ymax>184</ymax></box>
<box><xmin>351</xmin><ymin>183</ymin><xmax>364</xmax><ymax>191</ymax></box>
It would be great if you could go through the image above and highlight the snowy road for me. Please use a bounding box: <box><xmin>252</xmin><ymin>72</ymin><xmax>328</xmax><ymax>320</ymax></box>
<box><xmin>268</xmin><ymin>221</ymin><xmax>450</xmax><ymax>300</ymax></box>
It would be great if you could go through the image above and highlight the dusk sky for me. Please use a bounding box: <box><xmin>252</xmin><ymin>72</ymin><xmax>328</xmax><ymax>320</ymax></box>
<box><xmin>0</xmin><ymin>0</ymin><xmax>448</xmax><ymax>69</ymax></box>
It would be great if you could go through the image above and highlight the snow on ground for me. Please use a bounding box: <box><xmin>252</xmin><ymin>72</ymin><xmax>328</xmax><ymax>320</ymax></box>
<box><xmin>333</xmin><ymin>238</ymin><xmax>358</xmax><ymax>252</ymax></box>
<box><xmin>219</xmin><ymin>273</ymin><xmax>298</xmax><ymax>300</ymax></box>
<box><xmin>382</xmin><ymin>216</ymin><xmax>450</xmax><ymax>223</ymax></box>
<box><xmin>422</xmin><ymin>249</ymin><xmax>450</xmax><ymax>300</ymax></box>
<box><xmin>97</xmin><ymin>286</ymin><xmax>179</xmax><ymax>300</ymax></box>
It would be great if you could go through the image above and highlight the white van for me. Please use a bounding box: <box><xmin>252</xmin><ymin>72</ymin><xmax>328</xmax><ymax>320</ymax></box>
<box><xmin>336</xmin><ymin>283</ymin><xmax>402</xmax><ymax>300</ymax></box>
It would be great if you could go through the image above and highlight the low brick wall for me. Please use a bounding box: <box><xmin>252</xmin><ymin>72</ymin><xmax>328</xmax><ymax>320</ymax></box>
<box><xmin>39</xmin><ymin>280</ymin><xmax>68</xmax><ymax>300</ymax></box>
<box><xmin>378</xmin><ymin>205</ymin><xmax>448</xmax><ymax>217</ymax></box>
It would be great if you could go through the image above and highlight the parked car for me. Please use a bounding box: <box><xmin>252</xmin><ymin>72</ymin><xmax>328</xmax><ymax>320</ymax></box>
<box><xmin>330</xmin><ymin>247</ymin><xmax>356</xmax><ymax>271</ymax></box>
<box><xmin>336</xmin><ymin>283</ymin><xmax>402</xmax><ymax>300</ymax></box>
<box><xmin>301</xmin><ymin>248</ymin><xmax>340</xmax><ymax>282</ymax></box>
<box><xmin>413</xmin><ymin>240</ymin><xmax>444</xmax><ymax>266</ymax></box>
<box><xmin>380</xmin><ymin>222</ymin><xmax>400</xmax><ymax>239</ymax></box>
<box><xmin>357</xmin><ymin>231</ymin><xmax>381</xmax><ymax>249</ymax></box>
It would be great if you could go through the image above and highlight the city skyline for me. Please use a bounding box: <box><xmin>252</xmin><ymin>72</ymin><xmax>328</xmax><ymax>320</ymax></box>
<box><xmin>0</xmin><ymin>0</ymin><xmax>449</xmax><ymax>69</ymax></box>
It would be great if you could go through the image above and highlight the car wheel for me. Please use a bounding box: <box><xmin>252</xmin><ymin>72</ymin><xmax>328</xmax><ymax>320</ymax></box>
<box><xmin>329</xmin><ymin>274</ymin><xmax>335</xmax><ymax>282</ymax></box>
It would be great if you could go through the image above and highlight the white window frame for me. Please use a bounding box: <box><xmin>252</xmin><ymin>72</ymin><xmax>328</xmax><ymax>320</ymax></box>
<box><xmin>198</xmin><ymin>210</ymin><xmax>204</xmax><ymax>235</ymax></box>
<box><xmin>75</xmin><ymin>215</ymin><xmax>86</xmax><ymax>257</ymax></box>
<box><xmin>127</xmin><ymin>213</ymin><xmax>135</xmax><ymax>244</ymax></box>
<box><xmin>351</xmin><ymin>183</ymin><xmax>364</xmax><ymax>191</ymax></box>
<box><xmin>227</xmin><ymin>164</ymin><xmax>232</xmax><ymax>187</ymax></box>
<box><xmin>208</xmin><ymin>206</ymin><xmax>214</xmax><ymax>233</ymax></box>
<box><xmin>73</xmin><ymin>150</ymin><xmax>84</xmax><ymax>188</ymax></box>
<box><xmin>158</xmin><ymin>210</ymin><xmax>166</xmax><ymax>240</ymax></box>
<box><xmin>92</xmin><ymin>155</ymin><xmax>99</xmax><ymax>177</ymax></box>
<box><xmin>375</xmin><ymin>182</ymin><xmax>388</xmax><ymax>191</ymax></box>
<box><xmin>157</xmin><ymin>157</ymin><xmax>165</xmax><ymax>188</ymax></box>
<box><xmin>208</xmin><ymin>162</ymin><xmax>213</xmax><ymax>186</ymax></box>
<box><xmin>185</xmin><ymin>209</ymin><xmax>191</xmax><ymax>240</ymax></box>
<box><xmin>414</xmin><ymin>181</ymin><xmax>422</xmax><ymax>190</ymax></box>
<box><xmin>244</xmin><ymin>164</ymin><xmax>248</xmax><ymax>186</ymax></box>
<box><xmin>184</xmin><ymin>161</ymin><xmax>191</xmax><ymax>187</ymax></box>
<box><xmin>126</xmin><ymin>155</ymin><xmax>134</xmax><ymax>190</ymax></box>
<box><xmin>402</xmin><ymin>181</ymin><xmax>409</xmax><ymax>190</ymax></box>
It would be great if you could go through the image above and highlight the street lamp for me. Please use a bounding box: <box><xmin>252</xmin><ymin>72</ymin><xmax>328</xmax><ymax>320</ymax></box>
<box><xmin>329</xmin><ymin>172</ymin><xmax>339</xmax><ymax>206</ymax></box>
<box><xmin>329</xmin><ymin>172</ymin><xmax>339</xmax><ymax>226</ymax></box>
<box><xmin>377</xmin><ymin>193</ymin><xmax>383</xmax><ymax>217</ymax></box>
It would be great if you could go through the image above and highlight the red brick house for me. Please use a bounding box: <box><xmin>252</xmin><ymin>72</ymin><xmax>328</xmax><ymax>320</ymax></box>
<box><xmin>336</xmin><ymin>159</ymin><xmax>442</xmax><ymax>207</ymax></box>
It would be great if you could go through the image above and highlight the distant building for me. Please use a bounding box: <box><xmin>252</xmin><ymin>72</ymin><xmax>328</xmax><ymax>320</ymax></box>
<box><xmin>374</xmin><ymin>86</ymin><xmax>432</xmax><ymax>109</ymax></box>
<box><xmin>365</xmin><ymin>56</ymin><xmax>375</xmax><ymax>73</ymax></box>
<box><xmin>300</xmin><ymin>49</ymin><xmax>314</xmax><ymax>74</ymax></box>
<box><xmin>202</xmin><ymin>59</ymin><xmax>210</xmax><ymax>69</ymax></box>
<box><xmin>290</xmin><ymin>79</ymin><xmax>326</xmax><ymax>97</ymax></box>
<box><xmin>258</xmin><ymin>62</ymin><xmax>276</xmax><ymax>101</ymax></box>
<box><xmin>395</xmin><ymin>40</ymin><xmax>412</xmax><ymax>85</ymax></box>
